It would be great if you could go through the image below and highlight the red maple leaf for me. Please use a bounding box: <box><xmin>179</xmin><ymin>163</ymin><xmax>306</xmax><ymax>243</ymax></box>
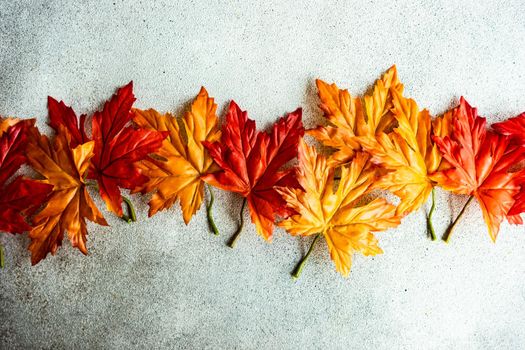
<box><xmin>202</xmin><ymin>101</ymin><xmax>303</xmax><ymax>244</ymax></box>
<box><xmin>0</xmin><ymin>120</ymin><xmax>51</xmax><ymax>234</ymax></box>
<box><xmin>48</xmin><ymin>82</ymin><xmax>167</xmax><ymax>216</ymax></box>
<box><xmin>431</xmin><ymin>98</ymin><xmax>524</xmax><ymax>242</ymax></box>
<box><xmin>493</xmin><ymin>112</ymin><xmax>525</xmax><ymax>217</ymax></box>
<box><xmin>493</xmin><ymin>112</ymin><xmax>525</xmax><ymax>145</ymax></box>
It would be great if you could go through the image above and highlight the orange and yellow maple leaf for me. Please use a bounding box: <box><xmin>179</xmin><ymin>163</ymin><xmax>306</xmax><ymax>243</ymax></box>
<box><xmin>27</xmin><ymin>127</ymin><xmax>107</xmax><ymax>265</ymax></box>
<box><xmin>359</xmin><ymin>89</ymin><xmax>453</xmax><ymax>217</ymax></box>
<box><xmin>278</xmin><ymin>140</ymin><xmax>400</xmax><ymax>277</ymax></box>
<box><xmin>132</xmin><ymin>87</ymin><xmax>221</xmax><ymax>224</ymax></box>
<box><xmin>309</xmin><ymin>65</ymin><xmax>404</xmax><ymax>165</ymax></box>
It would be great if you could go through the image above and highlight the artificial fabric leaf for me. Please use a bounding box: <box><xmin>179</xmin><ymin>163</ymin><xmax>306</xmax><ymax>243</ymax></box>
<box><xmin>27</xmin><ymin>127</ymin><xmax>108</xmax><ymax>265</ymax></box>
<box><xmin>309</xmin><ymin>65</ymin><xmax>404</xmax><ymax>165</ymax></box>
<box><xmin>202</xmin><ymin>101</ymin><xmax>304</xmax><ymax>241</ymax></box>
<box><xmin>48</xmin><ymin>82</ymin><xmax>167</xmax><ymax>217</ymax></box>
<box><xmin>359</xmin><ymin>88</ymin><xmax>452</xmax><ymax>217</ymax></box>
<box><xmin>507</xmin><ymin>171</ymin><xmax>525</xmax><ymax>217</ymax></box>
<box><xmin>431</xmin><ymin>98</ymin><xmax>524</xmax><ymax>242</ymax></box>
<box><xmin>0</xmin><ymin>119</ymin><xmax>51</xmax><ymax>234</ymax></box>
<box><xmin>493</xmin><ymin>112</ymin><xmax>525</xmax><ymax>145</ymax></box>
<box><xmin>132</xmin><ymin>87</ymin><xmax>221</xmax><ymax>223</ymax></box>
<box><xmin>90</xmin><ymin>82</ymin><xmax>167</xmax><ymax>216</ymax></box>
<box><xmin>278</xmin><ymin>140</ymin><xmax>400</xmax><ymax>277</ymax></box>
<box><xmin>493</xmin><ymin>113</ymin><xmax>525</xmax><ymax>217</ymax></box>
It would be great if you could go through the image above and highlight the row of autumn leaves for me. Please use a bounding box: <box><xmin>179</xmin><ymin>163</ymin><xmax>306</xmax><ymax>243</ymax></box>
<box><xmin>0</xmin><ymin>66</ymin><xmax>524</xmax><ymax>278</ymax></box>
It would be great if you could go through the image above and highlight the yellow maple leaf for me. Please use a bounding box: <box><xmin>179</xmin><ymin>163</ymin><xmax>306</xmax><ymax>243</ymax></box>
<box><xmin>360</xmin><ymin>89</ymin><xmax>452</xmax><ymax>213</ymax></box>
<box><xmin>309</xmin><ymin>65</ymin><xmax>404</xmax><ymax>165</ymax></box>
<box><xmin>278</xmin><ymin>139</ymin><xmax>400</xmax><ymax>278</ymax></box>
<box><xmin>358</xmin><ymin>88</ymin><xmax>453</xmax><ymax>237</ymax></box>
<box><xmin>132</xmin><ymin>87</ymin><xmax>221</xmax><ymax>224</ymax></box>
<box><xmin>27</xmin><ymin>127</ymin><xmax>107</xmax><ymax>265</ymax></box>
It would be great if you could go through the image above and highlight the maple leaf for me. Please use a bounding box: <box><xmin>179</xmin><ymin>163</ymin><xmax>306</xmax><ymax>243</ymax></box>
<box><xmin>493</xmin><ymin>112</ymin><xmax>525</xmax><ymax>145</ymax></box>
<box><xmin>493</xmin><ymin>113</ymin><xmax>525</xmax><ymax>218</ymax></box>
<box><xmin>132</xmin><ymin>87</ymin><xmax>221</xmax><ymax>227</ymax></box>
<box><xmin>48</xmin><ymin>82</ymin><xmax>167</xmax><ymax>219</ymax></box>
<box><xmin>358</xmin><ymin>88</ymin><xmax>453</xmax><ymax>239</ymax></box>
<box><xmin>309</xmin><ymin>65</ymin><xmax>404</xmax><ymax>165</ymax></box>
<box><xmin>508</xmin><ymin>170</ymin><xmax>525</xmax><ymax>217</ymax></box>
<box><xmin>89</xmin><ymin>83</ymin><xmax>167</xmax><ymax>217</ymax></box>
<box><xmin>26</xmin><ymin>127</ymin><xmax>108</xmax><ymax>265</ymax></box>
<box><xmin>0</xmin><ymin>119</ymin><xmax>51</xmax><ymax>235</ymax></box>
<box><xmin>202</xmin><ymin>101</ymin><xmax>304</xmax><ymax>245</ymax></box>
<box><xmin>431</xmin><ymin>98</ymin><xmax>524</xmax><ymax>242</ymax></box>
<box><xmin>278</xmin><ymin>140</ymin><xmax>400</xmax><ymax>278</ymax></box>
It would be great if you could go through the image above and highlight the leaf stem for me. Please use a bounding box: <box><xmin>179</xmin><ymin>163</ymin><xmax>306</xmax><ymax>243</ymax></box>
<box><xmin>442</xmin><ymin>196</ymin><xmax>474</xmax><ymax>243</ymax></box>
<box><xmin>121</xmin><ymin>196</ymin><xmax>136</xmax><ymax>223</ymax></box>
<box><xmin>86</xmin><ymin>181</ymin><xmax>136</xmax><ymax>223</ymax></box>
<box><xmin>228</xmin><ymin>198</ymin><xmax>247</xmax><ymax>248</ymax></box>
<box><xmin>0</xmin><ymin>243</ymin><xmax>4</xmax><ymax>269</ymax></box>
<box><xmin>206</xmin><ymin>184</ymin><xmax>219</xmax><ymax>235</ymax></box>
<box><xmin>427</xmin><ymin>188</ymin><xmax>437</xmax><ymax>241</ymax></box>
<box><xmin>291</xmin><ymin>233</ymin><xmax>321</xmax><ymax>280</ymax></box>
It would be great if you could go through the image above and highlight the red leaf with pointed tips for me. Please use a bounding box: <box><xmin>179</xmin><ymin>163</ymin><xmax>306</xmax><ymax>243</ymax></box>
<box><xmin>202</xmin><ymin>101</ymin><xmax>304</xmax><ymax>240</ymax></box>
<box><xmin>48</xmin><ymin>82</ymin><xmax>167</xmax><ymax>216</ymax></box>
<box><xmin>89</xmin><ymin>83</ymin><xmax>167</xmax><ymax>215</ymax></box>
<box><xmin>493</xmin><ymin>112</ymin><xmax>525</xmax><ymax>217</ymax></box>
<box><xmin>0</xmin><ymin>121</ymin><xmax>51</xmax><ymax>234</ymax></box>
<box><xmin>431</xmin><ymin>98</ymin><xmax>523</xmax><ymax>241</ymax></box>
<box><xmin>493</xmin><ymin>112</ymin><xmax>525</xmax><ymax>145</ymax></box>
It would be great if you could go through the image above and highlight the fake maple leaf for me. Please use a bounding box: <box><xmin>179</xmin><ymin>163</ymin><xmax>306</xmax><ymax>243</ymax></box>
<box><xmin>0</xmin><ymin>119</ymin><xmax>51</xmax><ymax>235</ymax></box>
<box><xmin>493</xmin><ymin>112</ymin><xmax>525</xmax><ymax>145</ymax></box>
<box><xmin>358</xmin><ymin>89</ymin><xmax>452</xmax><ymax>239</ymax></box>
<box><xmin>431</xmin><ymin>98</ymin><xmax>524</xmax><ymax>242</ymax></box>
<box><xmin>48</xmin><ymin>82</ymin><xmax>167</xmax><ymax>219</ymax></box>
<box><xmin>27</xmin><ymin>127</ymin><xmax>108</xmax><ymax>265</ymax></box>
<box><xmin>278</xmin><ymin>140</ymin><xmax>400</xmax><ymax>278</ymax></box>
<box><xmin>493</xmin><ymin>113</ymin><xmax>525</xmax><ymax>218</ymax></box>
<box><xmin>508</xmin><ymin>170</ymin><xmax>525</xmax><ymax>218</ymax></box>
<box><xmin>202</xmin><ymin>101</ymin><xmax>304</xmax><ymax>245</ymax></box>
<box><xmin>309</xmin><ymin>65</ymin><xmax>404</xmax><ymax>165</ymax></box>
<box><xmin>132</xmin><ymin>87</ymin><xmax>221</xmax><ymax>227</ymax></box>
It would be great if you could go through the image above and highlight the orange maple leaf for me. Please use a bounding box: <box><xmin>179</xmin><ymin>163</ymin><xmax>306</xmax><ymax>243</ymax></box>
<box><xmin>431</xmin><ymin>98</ymin><xmax>524</xmax><ymax>242</ymax></box>
<box><xmin>278</xmin><ymin>140</ymin><xmax>400</xmax><ymax>278</ymax></box>
<box><xmin>132</xmin><ymin>87</ymin><xmax>221</xmax><ymax>226</ymax></box>
<box><xmin>309</xmin><ymin>65</ymin><xmax>404</xmax><ymax>165</ymax></box>
<box><xmin>27</xmin><ymin>127</ymin><xmax>107</xmax><ymax>265</ymax></box>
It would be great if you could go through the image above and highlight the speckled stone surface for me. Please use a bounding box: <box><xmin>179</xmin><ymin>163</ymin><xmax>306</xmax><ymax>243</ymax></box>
<box><xmin>1</xmin><ymin>1</ymin><xmax>525</xmax><ymax>349</ymax></box>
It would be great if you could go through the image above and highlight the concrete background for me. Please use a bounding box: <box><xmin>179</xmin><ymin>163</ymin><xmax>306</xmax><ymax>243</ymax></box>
<box><xmin>1</xmin><ymin>0</ymin><xmax>525</xmax><ymax>349</ymax></box>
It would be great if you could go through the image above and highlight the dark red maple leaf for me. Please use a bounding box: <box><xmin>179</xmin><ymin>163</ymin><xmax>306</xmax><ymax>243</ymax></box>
<box><xmin>202</xmin><ymin>101</ymin><xmax>304</xmax><ymax>246</ymax></box>
<box><xmin>48</xmin><ymin>82</ymin><xmax>167</xmax><ymax>217</ymax></box>
<box><xmin>0</xmin><ymin>120</ymin><xmax>51</xmax><ymax>234</ymax></box>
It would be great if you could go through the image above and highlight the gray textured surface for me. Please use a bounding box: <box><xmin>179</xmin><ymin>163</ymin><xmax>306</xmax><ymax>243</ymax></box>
<box><xmin>1</xmin><ymin>0</ymin><xmax>525</xmax><ymax>349</ymax></box>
